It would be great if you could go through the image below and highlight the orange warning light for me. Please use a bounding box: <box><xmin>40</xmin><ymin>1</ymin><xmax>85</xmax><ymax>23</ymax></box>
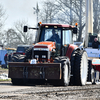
<box><xmin>39</xmin><ymin>22</ymin><xmax>42</xmax><ymax>24</ymax></box>
<box><xmin>75</xmin><ymin>23</ymin><xmax>78</xmax><ymax>26</ymax></box>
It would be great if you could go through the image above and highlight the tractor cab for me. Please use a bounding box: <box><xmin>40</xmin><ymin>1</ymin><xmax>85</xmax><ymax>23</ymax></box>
<box><xmin>24</xmin><ymin>23</ymin><xmax>77</xmax><ymax>62</ymax></box>
<box><xmin>38</xmin><ymin>23</ymin><xmax>77</xmax><ymax>44</ymax></box>
<box><xmin>32</xmin><ymin>23</ymin><xmax>77</xmax><ymax>62</ymax></box>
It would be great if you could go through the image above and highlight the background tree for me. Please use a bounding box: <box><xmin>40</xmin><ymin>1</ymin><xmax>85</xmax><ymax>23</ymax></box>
<box><xmin>0</xmin><ymin>4</ymin><xmax>6</xmax><ymax>30</ymax></box>
<box><xmin>93</xmin><ymin>0</ymin><xmax>100</xmax><ymax>35</ymax></box>
<box><xmin>39</xmin><ymin>0</ymin><xmax>59</xmax><ymax>23</ymax></box>
<box><xmin>0</xmin><ymin>4</ymin><xmax>6</xmax><ymax>45</ymax></box>
<box><xmin>5</xmin><ymin>20</ymin><xmax>35</xmax><ymax>48</ymax></box>
<box><xmin>5</xmin><ymin>29</ymin><xmax>19</xmax><ymax>47</ymax></box>
<box><xmin>2</xmin><ymin>0</ymin><xmax>100</xmax><ymax>48</ymax></box>
<box><xmin>55</xmin><ymin>0</ymin><xmax>86</xmax><ymax>41</ymax></box>
<box><xmin>39</xmin><ymin>0</ymin><xmax>85</xmax><ymax>41</ymax></box>
<box><xmin>14</xmin><ymin>20</ymin><xmax>34</xmax><ymax>45</ymax></box>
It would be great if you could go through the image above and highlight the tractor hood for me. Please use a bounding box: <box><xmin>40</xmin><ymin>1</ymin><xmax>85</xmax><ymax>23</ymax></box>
<box><xmin>34</xmin><ymin>41</ymin><xmax>56</xmax><ymax>51</ymax></box>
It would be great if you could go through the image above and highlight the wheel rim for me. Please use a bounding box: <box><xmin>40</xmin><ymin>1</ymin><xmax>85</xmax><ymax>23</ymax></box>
<box><xmin>81</xmin><ymin>52</ymin><xmax>88</xmax><ymax>85</ymax></box>
<box><xmin>91</xmin><ymin>69</ymin><xmax>95</xmax><ymax>83</ymax></box>
<box><xmin>64</xmin><ymin>64</ymin><xmax>68</xmax><ymax>83</ymax></box>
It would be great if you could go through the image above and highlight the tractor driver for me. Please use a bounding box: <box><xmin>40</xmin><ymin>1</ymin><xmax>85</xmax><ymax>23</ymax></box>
<box><xmin>92</xmin><ymin>38</ymin><xmax>100</xmax><ymax>48</ymax></box>
<box><xmin>47</xmin><ymin>30</ymin><xmax>61</xmax><ymax>44</ymax></box>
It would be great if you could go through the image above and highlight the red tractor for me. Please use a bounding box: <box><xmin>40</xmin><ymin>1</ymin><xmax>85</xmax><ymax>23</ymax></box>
<box><xmin>8</xmin><ymin>23</ymin><xmax>89</xmax><ymax>86</ymax></box>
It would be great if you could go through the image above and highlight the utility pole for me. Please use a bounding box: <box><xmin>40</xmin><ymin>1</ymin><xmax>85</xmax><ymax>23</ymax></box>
<box><xmin>70</xmin><ymin>0</ymin><xmax>72</xmax><ymax>25</ymax></box>
<box><xmin>83</xmin><ymin>0</ymin><xmax>93</xmax><ymax>48</ymax></box>
<box><xmin>33</xmin><ymin>2</ymin><xmax>39</xmax><ymax>24</ymax></box>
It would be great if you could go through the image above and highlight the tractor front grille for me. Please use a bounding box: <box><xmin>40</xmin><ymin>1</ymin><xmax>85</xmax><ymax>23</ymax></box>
<box><xmin>34</xmin><ymin>51</ymin><xmax>50</xmax><ymax>62</ymax></box>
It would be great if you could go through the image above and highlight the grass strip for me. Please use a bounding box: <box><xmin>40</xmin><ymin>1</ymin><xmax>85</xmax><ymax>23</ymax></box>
<box><xmin>0</xmin><ymin>78</ymin><xmax>11</xmax><ymax>82</ymax></box>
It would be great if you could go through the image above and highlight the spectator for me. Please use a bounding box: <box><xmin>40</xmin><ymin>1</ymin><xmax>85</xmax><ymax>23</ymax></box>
<box><xmin>92</xmin><ymin>38</ymin><xmax>100</xmax><ymax>48</ymax></box>
<box><xmin>4</xmin><ymin>53</ymin><xmax>8</xmax><ymax>67</ymax></box>
<box><xmin>8</xmin><ymin>53</ymin><xmax>12</xmax><ymax>62</ymax></box>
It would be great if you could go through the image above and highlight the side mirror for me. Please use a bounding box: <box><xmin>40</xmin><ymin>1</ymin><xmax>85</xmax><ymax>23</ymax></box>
<box><xmin>23</xmin><ymin>26</ymin><xmax>28</xmax><ymax>32</ymax></box>
<box><xmin>73</xmin><ymin>27</ymin><xmax>77</xmax><ymax>34</ymax></box>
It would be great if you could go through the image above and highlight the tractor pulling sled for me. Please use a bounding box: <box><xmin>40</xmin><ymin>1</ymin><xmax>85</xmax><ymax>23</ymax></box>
<box><xmin>9</xmin><ymin>22</ymin><xmax>90</xmax><ymax>86</ymax></box>
<box><xmin>8</xmin><ymin>0</ymin><xmax>100</xmax><ymax>86</ymax></box>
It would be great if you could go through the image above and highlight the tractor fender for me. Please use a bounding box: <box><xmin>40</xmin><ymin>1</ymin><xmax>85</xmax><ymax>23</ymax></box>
<box><xmin>66</xmin><ymin>44</ymin><xmax>80</xmax><ymax>78</ymax></box>
<box><xmin>66</xmin><ymin>44</ymin><xmax>79</xmax><ymax>59</ymax></box>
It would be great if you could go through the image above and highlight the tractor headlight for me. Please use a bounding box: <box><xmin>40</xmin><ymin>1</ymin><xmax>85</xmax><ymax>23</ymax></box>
<box><xmin>35</xmin><ymin>55</ymin><xmax>39</xmax><ymax>58</ymax></box>
<box><xmin>34</xmin><ymin>48</ymin><xmax>49</xmax><ymax>51</ymax></box>
<box><xmin>42</xmin><ymin>55</ymin><xmax>46</xmax><ymax>58</ymax></box>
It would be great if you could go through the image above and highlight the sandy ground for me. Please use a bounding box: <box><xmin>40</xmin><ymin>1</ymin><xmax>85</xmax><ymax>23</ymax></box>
<box><xmin>0</xmin><ymin>67</ymin><xmax>9</xmax><ymax>80</ymax></box>
<box><xmin>0</xmin><ymin>67</ymin><xmax>100</xmax><ymax>100</ymax></box>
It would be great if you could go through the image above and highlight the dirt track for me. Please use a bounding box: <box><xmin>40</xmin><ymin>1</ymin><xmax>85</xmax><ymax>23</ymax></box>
<box><xmin>0</xmin><ymin>68</ymin><xmax>100</xmax><ymax>100</ymax></box>
<box><xmin>0</xmin><ymin>82</ymin><xmax>100</xmax><ymax>100</ymax></box>
<box><xmin>1</xmin><ymin>55</ymin><xmax>100</xmax><ymax>99</ymax></box>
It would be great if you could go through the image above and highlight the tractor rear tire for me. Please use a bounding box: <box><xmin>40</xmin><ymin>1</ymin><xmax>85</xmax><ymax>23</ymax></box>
<box><xmin>73</xmin><ymin>50</ymin><xmax>88</xmax><ymax>86</ymax></box>
<box><xmin>25</xmin><ymin>47</ymin><xmax>33</xmax><ymax>59</ymax></box>
<box><xmin>54</xmin><ymin>56</ymin><xmax>71</xmax><ymax>86</ymax></box>
<box><xmin>12</xmin><ymin>54</ymin><xmax>26</xmax><ymax>62</ymax></box>
<box><xmin>87</xmin><ymin>60</ymin><xmax>95</xmax><ymax>84</ymax></box>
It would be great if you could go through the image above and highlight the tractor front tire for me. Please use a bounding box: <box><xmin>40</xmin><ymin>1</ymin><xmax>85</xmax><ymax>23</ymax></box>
<box><xmin>73</xmin><ymin>50</ymin><xmax>88</xmax><ymax>86</ymax></box>
<box><xmin>61</xmin><ymin>61</ymin><xmax>70</xmax><ymax>86</ymax></box>
<box><xmin>54</xmin><ymin>56</ymin><xmax>71</xmax><ymax>86</ymax></box>
<box><xmin>90</xmin><ymin>68</ymin><xmax>95</xmax><ymax>84</ymax></box>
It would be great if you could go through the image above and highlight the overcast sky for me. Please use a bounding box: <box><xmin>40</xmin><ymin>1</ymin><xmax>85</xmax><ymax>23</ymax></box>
<box><xmin>0</xmin><ymin>0</ymin><xmax>41</xmax><ymax>30</ymax></box>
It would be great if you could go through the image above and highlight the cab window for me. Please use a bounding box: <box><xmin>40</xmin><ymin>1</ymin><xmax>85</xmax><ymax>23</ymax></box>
<box><xmin>62</xmin><ymin>30</ymin><xmax>73</xmax><ymax>45</ymax></box>
<box><xmin>40</xmin><ymin>27</ymin><xmax>61</xmax><ymax>44</ymax></box>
